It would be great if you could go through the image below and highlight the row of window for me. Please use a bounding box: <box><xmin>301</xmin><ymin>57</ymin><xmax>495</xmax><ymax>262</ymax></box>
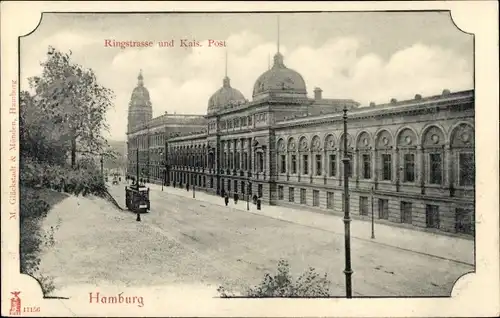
<box><xmin>278</xmin><ymin>152</ymin><xmax>474</xmax><ymax>186</ymax></box>
<box><xmin>217</xmin><ymin>115</ymin><xmax>254</xmax><ymax>131</ymax></box>
<box><xmin>129</xmin><ymin>134</ymin><xmax>166</xmax><ymax>149</ymax></box>
<box><xmin>277</xmin><ymin>186</ymin><xmax>474</xmax><ymax>235</ymax></box>
<box><xmin>169</xmin><ymin>172</ymin><xmax>267</xmax><ymax>198</ymax></box>
<box><xmin>139</xmin><ymin>150</ymin><xmax>474</xmax><ymax>187</ymax></box>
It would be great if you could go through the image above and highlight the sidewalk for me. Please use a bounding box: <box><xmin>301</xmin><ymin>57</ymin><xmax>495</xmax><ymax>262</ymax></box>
<box><xmin>145</xmin><ymin>183</ymin><xmax>474</xmax><ymax>265</ymax></box>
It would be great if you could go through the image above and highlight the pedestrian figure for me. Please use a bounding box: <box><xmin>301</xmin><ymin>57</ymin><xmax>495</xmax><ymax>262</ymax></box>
<box><xmin>59</xmin><ymin>177</ymin><xmax>65</xmax><ymax>193</ymax></box>
<box><xmin>224</xmin><ymin>193</ymin><xmax>229</xmax><ymax>206</ymax></box>
<box><xmin>253</xmin><ymin>194</ymin><xmax>258</xmax><ymax>205</ymax></box>
<box><xmin>173</xmin><ymin>181</ymin><xmax>176</xmax><ymax>188</ymax></box>
<box><xmin>187</xmin><ymin>183</ymin><xmax>190</xmax><ymax>191</ymax></box>
<box><xmin>234</xmin><ymin>193</ymin><xmax>239</xmax><ymax>204</ymax></box>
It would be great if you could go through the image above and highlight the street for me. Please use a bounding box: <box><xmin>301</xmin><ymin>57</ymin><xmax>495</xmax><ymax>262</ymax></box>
<box><xmin>39</xmin><ymin>182</ymin><xmax>473</xmax><ymax>297</ymax></box>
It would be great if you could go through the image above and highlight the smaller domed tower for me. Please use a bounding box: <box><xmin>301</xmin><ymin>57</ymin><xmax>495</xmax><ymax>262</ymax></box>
<box><xmin>207</xmin><ymin>52</ymin><xmax>246</xmax><ymax>115</ymax></box>
<box><xmin>127</xmin><ymin>70</ymin><xmax>153</xmax><ymax>133</ymax></box>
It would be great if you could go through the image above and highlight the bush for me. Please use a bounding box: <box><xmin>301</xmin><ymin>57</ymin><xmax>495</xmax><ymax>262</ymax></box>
<box><xmin>20</xmin><ymin>159</ymin><xmax>107</xmax><ymax>197</ymax></box>
<box><xmin>20</xmin><ymin>186</ymin><xmax>60</xmax><ymax>296</ymax></box>
<box><xmin>35</xmin><ymin>274</ymin><xmax>56</xmax><ymax>296</ymax></box>
<box><xmin>20</xmin><ymin>188</ymin><xmax>51</xmax><ymax>275</ymax></box>
<box><xmin>218</xmin><ymin>259</ymin><xmax>333</xmax><ymax>298</ymax></box>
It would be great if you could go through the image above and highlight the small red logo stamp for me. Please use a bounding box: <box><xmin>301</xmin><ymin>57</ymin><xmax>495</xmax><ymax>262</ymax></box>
<box><xmin>9</xmin><ymin>291</ymin><xmax>21</xmax><ymax>315</ymax></box>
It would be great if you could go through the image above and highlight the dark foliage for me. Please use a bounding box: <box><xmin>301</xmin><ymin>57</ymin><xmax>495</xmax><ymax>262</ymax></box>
<box><xmin>218</xmin><ymin>259</ymin><xmax>333</xmax><ymax>298</ymax></box>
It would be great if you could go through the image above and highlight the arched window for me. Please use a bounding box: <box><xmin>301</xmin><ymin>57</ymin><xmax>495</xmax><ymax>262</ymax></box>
<box><xmin>287</xmin><ymin>138</ymin><xmax>297</xmax><ymax>174</ymax></box>
<box><xmin>356</xmin><ymin>131</ymin><xmax>372</xmax><ymax>180</ymax></box>
<box><xmin>339</xmin><ymin>133</ymin><xmax>353</xmax><ymax>178</ymax></box>
<box><xmin>375</xmin><ymin>130</ymin><xmax>393</xmax><ymax>181</ymax></box>
<box><xmin>298</xmin><ymin>136</ymin><xmax>309</xmax><ymax>175</ymax></box>
<box><xmin>311</xmin><ymin>135</ymin><xmax>322</xmax><ymax>176</ymax></box>
<box><xmin>397</xmin><ymin>128</ymin><xmax>418</xmax><ymax>183</ymax></box>
<box><xmin>422</xmin><ymin>125</ymin><xmax>445</xmax><ymax>185</ymax></box>
<box><xmin>277</xmin><ymin>138</ymin><xmax>286</xmax><ymax>174</ymax></box>
<box><xmin>450</xmin><ymin>123</ymin><xmax>475</xmax><ymax>187</ymax></box>
<box><xmin>324</xmin><ymin>134</ymin><xmax>336</xmax><ymax>177</ymax></box>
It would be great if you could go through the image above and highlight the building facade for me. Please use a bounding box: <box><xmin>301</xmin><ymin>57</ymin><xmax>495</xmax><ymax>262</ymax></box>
<box><xmin>126</xmin><ymin>50</ymin><xmax>475</xmax><ymax>237</ymax></box>
<box><xmin>126</xmin><ymin>72</ymin><xmax>207</xmax><ymax>182</ymax></box>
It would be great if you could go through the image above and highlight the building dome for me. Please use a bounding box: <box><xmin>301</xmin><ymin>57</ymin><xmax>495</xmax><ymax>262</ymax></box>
<box><xmin>130</xmin><ymin>71</ymin><xmax>151</xmax><ymax>103</ymax></box>
<box><xmin>252</xmin><ymin>52</ymin><xmax>307</xmax><ymax>99</ymax></box>
<box><xmin>127</xmin><ymin>70</ymin><xmax>152</xmax><ymax>133</ymax></box>
<box><xmin>207</xmin><ymin>76</ymin><xmax>246</xmax><ymax>115</ymax></box>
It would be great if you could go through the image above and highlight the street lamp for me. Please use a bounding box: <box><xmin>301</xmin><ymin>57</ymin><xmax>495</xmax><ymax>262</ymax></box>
<box><xmin>160</xmin><ymin>150</ymin><xmax>164</xmax><ymax>191</ymax></box>
<box><xmin>371</xmin><ymin>186</ymin><xmax>375</xmax><ymax>239</ymax></box>
<box><xmin>247</xmin><ymin>180</ymin><xmax>250</xmax><ymax>211</ymax></box>
<box><xmin>342</xmin><ymin>105</ymin><xmax>353</xmax><ymax>298</ymax></box>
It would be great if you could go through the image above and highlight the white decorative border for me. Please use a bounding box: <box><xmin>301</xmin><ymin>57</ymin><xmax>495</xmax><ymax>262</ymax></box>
<box><xmin>1</xmin><ymin>1</ymin><xmax>498</xmax><ymax>317</ymax></box>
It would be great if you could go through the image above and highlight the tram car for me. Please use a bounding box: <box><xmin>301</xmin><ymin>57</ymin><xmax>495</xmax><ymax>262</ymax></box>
<box><xmin>125</xmin><ymin>184</ymin><xmax>150</xmax><ymax>213</ymax></box>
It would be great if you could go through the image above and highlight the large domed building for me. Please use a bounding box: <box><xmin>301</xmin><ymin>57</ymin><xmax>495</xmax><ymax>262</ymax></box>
<box><xmin>207</xmin><ymin>76</ymin><xmax>247</xmax><ymax>115</ymax></box>
<box><xmin>127</xmin><ymin>38</ymin><xmax>475</xmax><ymax>238</ymax></box>
<box><xmin>252</xmin><ymin>52</ymin><xmax>307</xmax><ymax>100</ymax></box>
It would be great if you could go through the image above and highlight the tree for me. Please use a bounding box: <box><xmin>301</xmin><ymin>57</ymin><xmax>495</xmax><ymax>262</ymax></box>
<box><xmin>20</xmin><ymin>90</ymin><xmax>68</xmax><ymax>165</ymax></box>
<box><xmin>28</xmin><ymin>46</ymin><xmax>115</xmax><ymax>168</ymax></box>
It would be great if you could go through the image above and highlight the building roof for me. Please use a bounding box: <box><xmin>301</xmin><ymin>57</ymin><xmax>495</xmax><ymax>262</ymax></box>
<box><xmin>130</xmin><ymin>70</ymin><xmax>151</xmax><ymax>105</ymax></box>
<box><xmin>207</xmin><ymin>76</ymin><xmax>247</xmax><ymax>115</ymax></box>
<box><xmin>252</xmin><ymin>52</ymin><xmax>307</xmax><ymax>100</ymax></box>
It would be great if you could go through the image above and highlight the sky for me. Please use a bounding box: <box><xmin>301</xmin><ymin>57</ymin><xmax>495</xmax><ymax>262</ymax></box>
<box><xmin>20</xmin><ymin>12</ymin><xmax>473</xmax><ymax>142</ymax></box>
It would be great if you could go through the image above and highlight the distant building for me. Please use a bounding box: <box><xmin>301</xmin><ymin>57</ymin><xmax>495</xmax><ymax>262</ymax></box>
<box><xmin>126</xmin><ymin>50</ymin><xmax>474</xmax><ymax>237</ymax></box>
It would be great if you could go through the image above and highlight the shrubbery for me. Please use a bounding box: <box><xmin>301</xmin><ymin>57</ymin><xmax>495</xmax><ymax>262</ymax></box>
<box><xmin>218</xmin><ymin>259</ymin><xmax>333</xmax><ymax>298</ymax></box>
<box><xmin>20</xmin><ymin>158</ymin><xmax>107</xmax><ymax>197</ymax></box>
<box><xmin>20</xmin><ymin>187</ymin><xmax>59</xmax><ymax>296</ymax></box>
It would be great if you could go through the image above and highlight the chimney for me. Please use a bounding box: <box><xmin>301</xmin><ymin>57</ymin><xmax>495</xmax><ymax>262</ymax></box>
<box><xmin>442</xmin><ymin>89</ymin><xmax>451</xmax><ymax>96</ymax></box>
<box><xmin>314</xmin><ymin>87</ymin><xmax>323</xmax><ymax>100</ymax></box>
<box><xmin>415</xmin><ymin>94</ymin><xmax>422</xmax><ymax>100</ymax></box>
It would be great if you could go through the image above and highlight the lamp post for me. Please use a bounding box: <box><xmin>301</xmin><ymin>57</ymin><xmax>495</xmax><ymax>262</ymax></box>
<box><xmin>371</xmin><ymin>186</ymin><xmax>375</xmax><ymax>239</ymax></box>
<box><xmin>160</xmin><ymin>150</ymin><xmax>165</xmax><ymax>191</ymax></box>
<box><xmin>136</xmin><ymin>148</ymin><xmax>141</xmax><ymax>222</ymax></box>
<box><xmin>247</xmin><ymin>180</ymin><xmax>250</xmax><ymax>211</ymax></box>
<box><xmin>342</xmin><ymin>105</ymin><xmax>353</xmax><ymax>298</ymax></box>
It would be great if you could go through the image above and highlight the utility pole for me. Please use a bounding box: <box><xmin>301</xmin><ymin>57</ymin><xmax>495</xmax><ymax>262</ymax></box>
<box><xmin>342</xmin><ymin>105</ymin><xmax>353</xmax><ymax>298</ymax></box>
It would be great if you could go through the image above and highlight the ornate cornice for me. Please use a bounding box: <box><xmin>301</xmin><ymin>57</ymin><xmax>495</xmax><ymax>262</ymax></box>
<box><xmin>274</xmin><ymin>90</ymin><xmax>474</xmax><ymax>130</ymax></box>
